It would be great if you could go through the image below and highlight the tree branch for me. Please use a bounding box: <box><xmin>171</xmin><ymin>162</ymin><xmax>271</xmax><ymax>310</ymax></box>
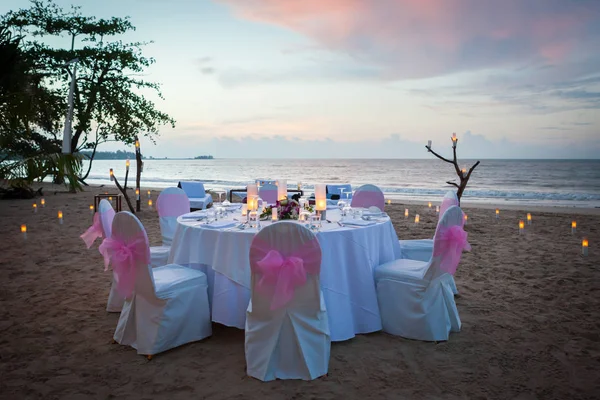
<box><xmin>446</xmin><ymin>181</ymin><xmax>460</xmax><ymax>188</ymax></box>
<box><xmin>425</xmin><ymin>145</ymin><xmax>454</xmax><ymax>164</ymax></box>
<box><xmin>112</xmin><ymin>175</ymin><xmax>135</xmax><ymax>213</ymax></box>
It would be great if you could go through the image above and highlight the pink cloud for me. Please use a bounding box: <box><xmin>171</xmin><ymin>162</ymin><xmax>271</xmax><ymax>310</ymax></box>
<box><xmin>216</xmin><ymin>0</ymin><xmax>600</xmax><ymax>79</ymax></box>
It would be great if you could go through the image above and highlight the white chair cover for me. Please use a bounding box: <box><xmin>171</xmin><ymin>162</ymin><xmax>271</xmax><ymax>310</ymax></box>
<box><xmin>258</xmin><ymin>183</ymin><xmax>278</xmax><ymax>205</ymax></box>
<box><xmin>245</xmin><ymin>222</ymin><xmax>330</xmax><ymax>381</ymax></box>
<box><xmin>178</xmin><ymin>181</ymin><xmax>212</xmax><ymax>210</ymax></box>
<box><xmin>375</xmin><ymin>206</ymin><xmax>466</xmax><ymax>341</ymax></box>
<box><xmin>111</xmin><ymin>212</ymin><xmax>212</xmax><ymax>356</ymax></box>
<box><xmin>351</xmin><ymin>184</ymin><xmax>385</xmax><ymax>211</ymax></box>
<box><xmin>399</xmin><ymin>191</ymin><xmax>460</xmax><ymax>294</ymax></box>
<box><xmin>327</xmin><ymin>183</ymin><xmax>352</xmax><ymax>199</ymax></box>
<box><xmin>95</xmin><ymin>200</ymin><xmax>124</xmax><ymax>313</ymax></box>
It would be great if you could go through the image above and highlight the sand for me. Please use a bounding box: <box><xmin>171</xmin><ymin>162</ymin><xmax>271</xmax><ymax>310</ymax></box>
<box><xmin>1</xmin><ymin>183</ymin><xmax>599</xmax><ymax>399</ymax></box>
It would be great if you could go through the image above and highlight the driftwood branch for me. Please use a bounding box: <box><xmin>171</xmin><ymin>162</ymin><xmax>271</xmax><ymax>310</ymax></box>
<box><xmin>112</xmin><ymin>174</ymin><xmax>135</xmax><ymax>213</ymax></box>
<box><xmin>135</xmin><ymin>136</ymin><xmax>142</xmax><ymax>212</ymax></box>
<box><xmin>426</xmin><ymin>135</ymin><xmax>480</xmax><ymax>202</ymax></box>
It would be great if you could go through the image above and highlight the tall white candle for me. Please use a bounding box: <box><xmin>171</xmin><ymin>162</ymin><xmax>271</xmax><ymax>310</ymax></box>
<box><xmin>277</xmin><ymin>180</ymin><xmax>287</xmax><ymax>201</ymax></box>
<box><xmin>427</xmin><ymin>140</ymin><xmax>432</xmax><ymax>148</ymax></box>
<box><xmin>272</xmin><ymin>207</ymin><xmax>278</xmax><ymax>221</ymax></box>
<box><xmin>21</xmin><ymin>224</ymin><xmax>27</xmax><ymax>240</ymax></box>
<box><xmin>314</xmin><ymin>183</ymin><xmax>327</xmax><ymax>211</ymax></box>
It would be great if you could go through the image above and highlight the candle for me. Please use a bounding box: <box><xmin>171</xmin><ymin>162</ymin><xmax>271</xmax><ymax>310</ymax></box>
<box><xmin>315</xmin><ymin>183</ymin><xmax>327</xmax><ymax>212</ymax></box>
<box><xmin>148</xmin><ymin>199</ymin><xmax>153</xmax><ymax>209</ymax></box>
<box><xmin>464</xmin><ymin>214</ymin><xmax>468</xmax><ymax>225</ymax></box>
<box><xmin>297</xmin><ymin>182</ymin><xmax>301</xmax><ymax>190</ymax></box>
<box><xmin>519</xmin><ymin>220</ymin><xmax>524</xmax><ymax>234</ymax></box>
<box><xmin>405</xmin><ymin>208</ymin><xmax>409</xmax><ymax>218</ymax></box>
<box><xmin>58</xmin><ymin>210</ymin><xmax>63</xmax><ymax>224</ymax></box>
<box><xmin>89</xmin><ymin>204</ymin><xmax>94</xmax><ymax>214</ymax></box>
<box><xmin>126</xmin><ymin>158</ymin><xmax>130</xmax><ymax>172</ymax></box>
<box><xmin>428</xmin><ymin>202</ymin><xmax>432</xmax><ymax>209</ymax></box>
<box><xmin>427</xmin><ymin>140</ymin><xmax>432</xmax><ymax>148</ymax></box>
<box><xmin>33</xmin><ymin>203</ymin><xmax>37</xmax><ymax>213</ymax></box>
<box><xmin>272</xmin><ymin>207</ymin><xmax>278</xmax><ymax>221</ymax></box>
<box><xmin>109</xmin><ymin>196</ymin><xmax>113</xmax><ymax>202</ymax></box>
<box><xmin>495</xmin><ymin>209</ymin><xmax>500</xmax><ymax>219</ymax></box>
<box><xmin>527</xmin><ymin>213</ymin><xmax>532</xmax><ymax>225</ymax></box>
<box><xmin>452</xmin><ymin>132</ymin><xmax>457</xmax><ymax>142</ymax></box>
<box><xmin>582</xmin><ymin>238</ymin><xmax>588</xmax><ymax>256</ymax></box>
<box><xmin>40</xmin><ymin>198</ymin><xmax>45</xmax><ymax>207</ymax></box>
<box><xmin>147</xmin><ymin>190</ymin><xmax>151</xmax><ymax>199</ymax></box>
<box><xmin>135</xmin><ymin>139</ymin><xmax>140</xmax><ymax>148</ymax></box>
<box><xmin>571</xmin><ymin>220</ymin><xmax>577</xmax><ymax>234</ymax></box>
<box><xmin>461</xmin><ymin>168</ymin><xmax>467</xmax><ymax>177</ymax></box>
<box><xmin>387</xmin><ymin>199</ymin><xmax>392</xmax><ymax>205</ymax></box>
<box><xmin>109</xmin><ymin>168</ymin><xmax>114</xmax><ymax>181</ymax></box>
<box><xmin>136</xmin><ymin>188</ymin><xmax>140</xmax><ymax>200</ymax></box>
<box><xmin>21</xmin><ymin>224</ymin><xmax>27</xmax><ymax>239</ymax></box>
<box><xmin>436</xmin><ymin>205</ymin><xmax>440</xmax><ymax>213</ymax></box>
<box><xmin>247</xmin><ymin>184</ymin><xmax>258</xmax><ymax>203</ymax></box>
<box><xmin>415</xmin><ymin>214</ymin><xmax>420</xmax><ymax>224</ymax></box>
<box><xmin>277</xmin><ymin>179</ymin><xmax>287</xmax><ymax>201</ymax></box>
<box><xmin>241</xmin><ymin>204</ymin><xmax>248</xmax><ymax>217</ymax></box>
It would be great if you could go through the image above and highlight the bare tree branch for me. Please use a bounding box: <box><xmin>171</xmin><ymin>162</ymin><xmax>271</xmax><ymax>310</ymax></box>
<box><xmin>425</xmin><ymin>145</ymin><xmax>454</xmax><ymax>164</ymax></box>
<box><xmin>446</xmin><ymin>181</ymin><xmax>460</xmax><ymax>188</ymax></box>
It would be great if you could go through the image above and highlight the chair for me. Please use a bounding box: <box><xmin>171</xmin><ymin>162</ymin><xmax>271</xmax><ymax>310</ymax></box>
<box><xmin>351</xmin><ymin>184</ymin><xmax>385</xmax><ymax>211</ymax></box>
<box><xmin>327</xmin><ymin>184</ymin><xmax>352</xmax><ymax>200</ymax></box>
<box><xmin>258</xmin><ymin>183</ymin><xmax>278</xmax><ymax>205</ymax></box>
<box><xmin>150</xmin><ymin>187</ymin><xmax>190</xmax><ymax>267</ymax></box>
<box><xmin>375</xmin><ymin>206</ymin><xmax>470</xmax><ymax>341</ymax></box>
<box><xmin>245</xmin><ymin>222</ymin><xmax>330</xmax><ymax>381</ymax></box>
<box><xmin>399</xmin><ymin>191</ymin><xmax>460</xmax><ymax>294</ymax></box>
<box><xmin>105</xmin><ymin>212</ymin><xmax>212</xmax><ymax>358</ymax></box>
<box><xmin>178</xmin><ymin>181</ymin><xmax>212</xmax><ymax>210</ymax></box>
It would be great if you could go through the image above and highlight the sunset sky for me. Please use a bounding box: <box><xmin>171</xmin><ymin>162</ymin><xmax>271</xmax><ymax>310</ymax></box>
<box><xmin>4</xmin><ymin>0</ymin><xmax>600</xmax><ymax>158</ymax></box>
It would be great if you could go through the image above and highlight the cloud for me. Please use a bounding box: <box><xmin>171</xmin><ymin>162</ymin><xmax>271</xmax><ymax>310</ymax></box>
<box><xmin>200</xmin><ymin>67</ymin><xmax>216</xmax><ymax>75</ymax></box>
<box><xmin>216</xmin><ymin>0</ymin><xmax>600</xmax><ymax>80</ymax></box>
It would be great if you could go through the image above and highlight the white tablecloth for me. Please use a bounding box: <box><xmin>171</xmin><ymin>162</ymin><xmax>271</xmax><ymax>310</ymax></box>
<box><xmin>168</xmin><ymin>208</ymin><xmax>401</xmax><ymax>341</ymax></box>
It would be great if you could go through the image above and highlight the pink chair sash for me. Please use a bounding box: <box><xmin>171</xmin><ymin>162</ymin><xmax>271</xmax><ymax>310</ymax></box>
<box><xmin>433</xmin><ymin>225</ymin><xmax>471</xmax><ymax>275</ymax></box>
<box><xmin>439</xmin><ymin>196</ymin><xmax>459</xmax><ymax>222</ymax></box>
<box><xmin>98</xmin><ymin>234</ymin><xmax>149</xmax><ymax>298</ymax></box>
<box><xmin>157</xmin><ymin>193</ymin><xmax>190</xmax><ymax>217</ymax></box>
<box><xmin>251</xmin><ymin>236</ymin><xmax>321</xmax><ymax>310</ymax></box>
<box><xmin>80</xmin><ymin>213</ymin><xmax>103</xmax><ymax>249</ymax></box>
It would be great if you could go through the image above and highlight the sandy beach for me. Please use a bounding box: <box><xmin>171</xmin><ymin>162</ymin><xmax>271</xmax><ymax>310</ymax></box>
<box><xmin>1</xmin><ymin>183</ymin><xmax>599</xmax><ymax>399</ymax></box>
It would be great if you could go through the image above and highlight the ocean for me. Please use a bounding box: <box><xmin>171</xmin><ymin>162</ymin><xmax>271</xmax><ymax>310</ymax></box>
<box><xmin>84</xmin><ymin>159</ymin><xmax>600</xmax><ymax>208</ymax></box>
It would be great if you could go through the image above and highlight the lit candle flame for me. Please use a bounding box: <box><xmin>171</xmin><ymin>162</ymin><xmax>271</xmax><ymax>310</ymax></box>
<box><xmin>387</xmin><ymin>199</ymin><xmax>392</xmax><ymax>205</ymax></box>
<box><xmin>21</xmin><ymin>224</ymin><xmax>27</xmax><ymax>233</ymax></box>
<box><xmin>148</xmin><ymin>199</ymin><xmax>153</xmax><ymax>208</ymax></box>
<box><xmin>582</xmin><ymin>238</ymin><xmax>588</xmax><ymax>247</ymax></box>
<box><xmin>415</xmin><ymin>214</ymin><xmax>420</xmax><ymax>224</ymax></box>
<box><xmin>126</xmin><ymin>159</ymin><xmax>130</xmax><ymax>168</ymax></box>
<box><xmin>428</xmin><ymin>202</ymin><xmax>432</xmax><ymax>208</ymax></box>
<box><xmin>405</xmin><ymin>208</ymin><xmax>409</xmax><ymax>217</ymax></box>
<box><xmin>33</xmin><ymin>203</ymin><xmax>37</xmax><ymax>209</ymax></box>
<box><xmin>41</xmin><ymin>198</ymin><xmax>45</xmax><ymax>206</ymax></box>
<box><xmin>572</xmin><ymin>221</ymin><xmax>577</xmax><ymax>228</ymax></box>
<box><xmin>58</xmin><ymin>211</ymin><xmax>63</xmax><ymax>219</ymax></box>
<box><xmin>519</xmin><ymin>220</ymin><xmax>524</xmax><ymax>229</ymax></box>
<box><xmin>135</xmin><ymin>139</ymin><xmax>140</xmax><ymax>148</ymax></box>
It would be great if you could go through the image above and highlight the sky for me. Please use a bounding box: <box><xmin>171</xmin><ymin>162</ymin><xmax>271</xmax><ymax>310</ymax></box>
<box><xmin>3</xmin><ymin>0</ymin><xmax>600</xmax><ymax>158</ymax></box>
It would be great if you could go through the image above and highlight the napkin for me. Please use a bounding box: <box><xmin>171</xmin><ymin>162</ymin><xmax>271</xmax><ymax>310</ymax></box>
<box><xmin>203</xmin><ymin>220</ymin><xmax>238</xmax><ymax>229</ymax></box>
<box><xmin>340</xmin><ymin>219</ymin><xmax>376</xmax><ymax>226</ymax></box>
<box><xmin>181</xmin><ymin>211</ymin><xmax>207</xmax><ymax>219</ymax></box>
<box><xmin>362</xmin><ymin>211</ymin><xmax>384</xmax><ymax>217</ymax></box>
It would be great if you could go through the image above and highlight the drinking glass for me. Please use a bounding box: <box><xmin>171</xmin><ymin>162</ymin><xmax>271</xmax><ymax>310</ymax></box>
<box><xmin>299</xmin><ymin>210</ymin><xmax>311</xmax><ymax>223</ymax></box>
<box><xmin>207</xmin><ymin>209</ymin><xmax>217</xmax><ymax>223</ymax></box>
<box><xmin>249</xmin><ymin>211</ymin><xmax>259</xmax><ymax>229</ymax></box>
<box><xmin>342</xmin><ymin>204</ymin><xmax>352</xmax><ymax>217</ymax></box>
<box><xmin>310</xmin><ymin>214</ymin><xmax>322</xmax><ymax>231</ymax></box>
<box><xmin>353</xmin><ymin>208</ymin><xmax>363</xmax><ymax>220</ymax></box>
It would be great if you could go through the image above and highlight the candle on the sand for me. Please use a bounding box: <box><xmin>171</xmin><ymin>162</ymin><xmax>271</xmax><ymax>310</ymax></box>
<box><xmin>582</xmin><ymin>238</ymin><xmax>588</xmax><ymax>256</ymax></box>
<box><xmin>33</xmin><ymin>203</ymin><xmax>37</xmax><ymax>213</ymax></box>
<box><xmin>571</xmin><ymin>221</ymin><xmax>576</xmax><ymax>234</ymax></box>
<box><xmin>464</xmin><ymin>214</ymin><xmax>468</xmax><ymax>225</ymax></box>
<box><xmin>147</xmin><ymin>190</ymin><xmax>151</xmax><ymax>199</ymax></box>
<box><xmin>414</xmin><ymin>214</ymin><xmax>420</xmax><ymax>225</ymax></box>
<box><xmin>519</xmin><ymin>220</ymin><xmax>524</xmax><ymax>234</ymax></box>
<box><xmin>527</xmin><ymin>213</ymin><xmax>532</xmax><ymax>225</ymax></box>
<box><xmin>428</xmin><ymin>202</ymin><xmax>432</xmax><ymax>209</ymax></box>
<box><xmin>405</xmin><ymin>208</ymin><xmax>409</xmax><ymax>218</ymax></box>
<box><xmin>135</xmin><ymin>188</ymin><xmax>140</xmax><ymax>200</ymax></box>
<box><xmin>495</xmin><ymin>209</ymin><xmax>500</xmax><ymax>219</ymax></box>
<box><xmin>387</xmin><ymin>199</ymin><xmax>392</xmax><ymax>205</ymax></box>
<box><xmin>89</xmin><ymin>205</ymin><xmax>94</xmax><ymax>214</ymax></box>
<box><xmin>21</xmin><ymin>224</ymin><xmax>27</xmax><ymax>239</ymax></box>
<box><xmin>148</xmin><ymin>199</ymin><xmax>153</xmax><ymax>209</ymax></box>
<box><xmin>436</xmin><ymin>205</ymin><xmax>440</xmax><ymax>213</ymax></box>
<box><xmin>41</xmin><ymin>198</ymin><xmax>45</xmax><ymax>207</ymax></box>
<box><xmin>58</xmin><ymin>210</ymin><xmax>63</xmax><ymax>224</ymax></box>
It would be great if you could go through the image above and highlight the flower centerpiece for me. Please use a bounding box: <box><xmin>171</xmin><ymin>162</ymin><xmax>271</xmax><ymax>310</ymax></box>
<box><xmin>260</xmin><ymin>198</ymin><xmax>313</xmax><ymax>220</ymax></box>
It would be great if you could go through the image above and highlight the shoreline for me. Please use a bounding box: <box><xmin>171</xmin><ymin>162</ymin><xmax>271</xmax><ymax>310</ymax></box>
<box><xmin>29</xmin><ymin>182</ymin><xmax>600</xmax><ymax>216</ymax></box>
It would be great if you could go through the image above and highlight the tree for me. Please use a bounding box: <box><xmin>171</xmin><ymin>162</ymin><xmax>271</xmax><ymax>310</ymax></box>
<box><xmin>426</xmin><ymin>133</ymin><xmax>480</xmax><ymax>202</ymax></box>
<box><xmin>3</xmin><ymin>0</ymin><xmax>175</xmax><ymax>182</ymax></box>
<box><xmin>0</xmin><ymin>23</ymin><xmax>83</xmax><ymax>194</ymax></box>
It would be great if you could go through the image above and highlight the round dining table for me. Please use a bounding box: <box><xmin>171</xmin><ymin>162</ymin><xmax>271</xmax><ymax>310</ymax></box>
<box><xmin>168</xmin><ymin>205</ymin><xmax>402</xmax><ymax>342</ymax></box>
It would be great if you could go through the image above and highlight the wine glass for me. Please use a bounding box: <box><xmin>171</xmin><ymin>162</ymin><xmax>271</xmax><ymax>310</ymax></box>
<box><xmin>310</xmin><ymin>213</ymin><xmax>322</xmax><ymax>232</ymax></box>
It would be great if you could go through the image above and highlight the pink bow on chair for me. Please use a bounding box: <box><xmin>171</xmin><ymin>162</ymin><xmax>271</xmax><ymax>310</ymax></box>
<box><xmin>255</xmin><ymin>250</ymin><xmax>312</xmax><ymax>310</ymax></box>
<box><xmin>98</xmin><ymin>235</ymin><xmax>149</xmax><ymax>298</ymax></box>
<box><xmin>433</xmin><ymin>225</ymin><xmax>471</xmax><ymax>275</ymax></box>
<box><xmin>80</xmin><ymin>213</ymin><xmax>103</xmax><ymax>249</ymax></box>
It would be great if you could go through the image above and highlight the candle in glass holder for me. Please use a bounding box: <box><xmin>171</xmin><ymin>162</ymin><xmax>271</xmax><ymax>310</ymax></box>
<box><xmin>415</xmin><ymin>214</ymin><xmax>420</xmax><ymax>225</ymax></box>
<box><xmin>464</xmin><ymin>214</ymin><xmax>468</xmax><ymax>225</ymax></box>
<box><xmin>89</xmin><ymin>204</ymin><xmax>94</xmax><ymax>214</ymax></box>
<box><xmin>527</xmin><ymin>213</ymin><xmax>532</xmax><ymax>225</ymax></box>
<box><xmin>272</xmin><ymin>207</ymin><xmax>278</xmax><ymax>221</ymax></box>
<box><xmin>277</xmin><ymin>180</ymin><xmax>288</xmax><ymax>201</ymax></box>
<box><xmin>135</xmin><ymin>139</ymin><xmax>140</xmax><ymax>149</ymax></box>
<box><xmin>297</xmin><ymin>182</ymin><xmax>301</xmax><ymax>190</ymax></box>
<box><xmin>21</xmin><ymin>224</ymin><xmax>27</xmax><ymax>239</ymax></box>
<box><xmin>582</xmin><ymin>238</ymin><xmax>588</xmax><ymax>256</ymax></box>
<box><xmin>427</xmin><ymin>140</ymin><xmax>432</xmax><ymax>148</ymax></box>
<box><xmin>135</xmin><ymin>188</ymin><xmax>140</xmax><ymax>200</ymax></box>
<box><xmin>109</xmin><ymin>196</ymin><xmax>113</xmax><ymax>203</ymax></box>
<box><xmin>571</xmin><ymin>220</ymin><xmax>577</xmax><ymax>234</ymax></box>
<box><xmin>461</xmin><ymin>168</ymin><xmax>467</xmax><ymax>177</ymax></box>
<box><xmin>405</xmin><ymin>208</ymin><xmax>409</xmax><ymax>218</ymax></box>
<box><xmin>33</xmin><ymin>203</ymin><xmax>37</xmax><ymax>213</ymax></box>
<box><xmin>519</xmin><ymin>220</ymin><xmax>524</xmax><ymax>234</ymax></box>
<box><xmin>110</xmin><ymin>168</ymin><xmax>114</xmax><ymax>181</ymax></box>
<box><xmin>126</xmin><ymin>158</ymin><xmax>130</xmax><ymax>172</ymax></box>
<box><xmin>428</xmin><ymin>201</ymin><xmax>432</xmax><ymax>209</ymax></box>
<box><xmin>41</xmin><ymin>198</ymin><xmax>45</xmax><ymax>208</ymax></box>
<box><xmin>147</xmin><ymin>190</ymin><xmax>151</xmax><ymax>199</ymax></box>
<box><xmin>387</xmin><ymin>199</ymin><xmax>392</xmax><ymax>205</ymax></box>
<box><xmin>58</xmin><ymin>210</ymin><xmax>63</xmax><ymax>224</ymax></box>
<box><xmin>436</xmin><ymin>205</ymin><xmax>440</xmax><ymax>213</ymax></box>
<box><xmin>452</xmin><ymin>133</ymin><xmax>457</xmax><ymax>147</ymax></box>
<box><xmin>241</xmin><ymin>203</ymin><xmax>248</xmax><ymax>217</ymax></box>
<box><xmin>148</xmin><ymin>199</ymin><xmax>153</xmax><ymax>209</ymax></box>
<box><xmin>495</xmin><ymin>209</ymin><xmax>500</xmax><ymax>219</ymax></box>
<box><xmin>314</xmin><ymin>184</ymin><xmax>327</xmax><ymax>212</ymax></box>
